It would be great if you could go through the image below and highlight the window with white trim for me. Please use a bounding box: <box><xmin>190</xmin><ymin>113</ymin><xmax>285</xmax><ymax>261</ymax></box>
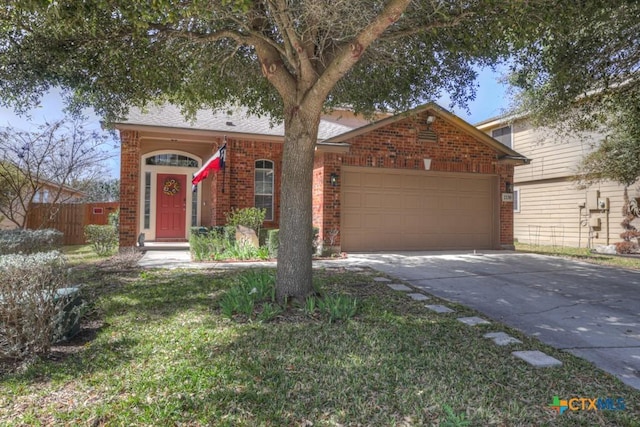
<box><xmin>34</xmin><ymin>189</ymin><xmax>49</xmax><ymax>203</ymax></box>
<box><xmin>492</xmin><ymin>125</ymin><xmax>512</xmax><ymax>148</ymax></box>
<box><xmin>255</xmin><ymin>160</ymin><xmax>274</xmax><ymax>221</ymax></box>
<box><xmin>144</xmin><ymin>172</ymin><xmax>151</xmax><ymax>228</ymax></box>
<box><xmin>513</xmin><ymin>187</ymin><xmax>520</xmax><ymax>213</ymax></box>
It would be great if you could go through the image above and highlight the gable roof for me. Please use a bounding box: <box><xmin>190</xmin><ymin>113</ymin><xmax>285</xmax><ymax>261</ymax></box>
<box><xmin>322</xmin><ymin>102</ymin><xmax>529</xmax><ymax>163</ymax></box>
<box><xmin>114</xmin><ymin>104</ymin><xmax>360</xmax><ymax>141</ymax></box>
<box><xmin>113</xmin><ymin>102</ymin><xmax>528</xmax><ymax>164</ymax></box>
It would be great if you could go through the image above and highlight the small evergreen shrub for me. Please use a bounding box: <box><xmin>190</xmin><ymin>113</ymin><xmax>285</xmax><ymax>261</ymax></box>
<box><xmin>189</xmin><ymin>228</ymin><xmax>229</xmax><ymax>261</ymax></box>
<box><xmin>108</xmin><ymin>209</ymin><xmax>120</xmax><ymax>229</ymax></box>
<box><xmin>267</xmin><ymin>229</ymin><xmax>279</xmax><ymax>258</ymax></box>
<box><xmin>312</xmin><ymin>226</ymin><xmax>320</xmax><ymax>254</ymax></box>
<box><xmin>0</xmin><ymin>229</ymin><xmax>63</xmax><ymax>255</ymax></box>
<box><xmin>0</xmin><ymin>251</ymin><xmax>82</xmax><ymax>361</ymax></box>
<box><xmin>226</xmin><ymin>207</ymin><xmax>266</xmax><ymax>234</ymax></box>
<box><xmin>225</xmin><ymin>240</ymin><xmax>264</xmax><ymax>260</ymax></box>
<box><xmin>190</xmin><ymin>227</ymin><xmax>271</xmax><ymax>261</ymax></box>
<box><xmin>84</xmin><ymin>224</ymin><xmax>118</xmax><ymax>256</ymax></box>
<box><xmin>258</xmin><ymin>228</ymin><xmax>270</xmax><ymax>247</ymax></box>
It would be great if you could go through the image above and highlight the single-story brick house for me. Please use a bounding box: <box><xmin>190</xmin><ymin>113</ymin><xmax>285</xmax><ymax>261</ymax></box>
<box><xmin>114</xmin><ymin>102</ymin><xmax>528</xmax><ymax>252</ymax></box>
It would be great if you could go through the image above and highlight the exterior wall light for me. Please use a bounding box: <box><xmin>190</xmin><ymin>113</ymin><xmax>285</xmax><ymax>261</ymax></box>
<box><xmin>330</xmin><ymin>173</ymin><xmax>339</xmax><ymax>187</ymax></box>
<box><xmin>505</xmin><ymin>182</ymin><xmax>512</xmax><ymax>193</ymax></box>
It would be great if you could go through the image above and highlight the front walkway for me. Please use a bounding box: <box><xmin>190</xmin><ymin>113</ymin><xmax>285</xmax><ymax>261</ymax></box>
<box><xmin>137</xmin><ymin>249</ymin><xmax>352</xmax><ymax>269</ymax></box>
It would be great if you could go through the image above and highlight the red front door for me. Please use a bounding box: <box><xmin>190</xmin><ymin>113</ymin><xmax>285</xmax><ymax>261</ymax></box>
<box><xmin>156</xmin><ymin>174</ymin><xmax>187</xmax><ymax>239</ymax></box>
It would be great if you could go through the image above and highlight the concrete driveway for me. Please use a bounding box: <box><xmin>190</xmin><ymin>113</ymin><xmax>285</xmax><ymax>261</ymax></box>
<box><xmin>346</xmin><ymin>251</ymin><xmax>640</xmax><ymax>390</ymax></box>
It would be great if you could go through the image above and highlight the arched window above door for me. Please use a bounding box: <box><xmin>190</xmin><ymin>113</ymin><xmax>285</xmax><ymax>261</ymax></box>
<box><xmin>145</xmin><ymin>154</ymin><xmax>199</xmax><ymax>168</ymax></box>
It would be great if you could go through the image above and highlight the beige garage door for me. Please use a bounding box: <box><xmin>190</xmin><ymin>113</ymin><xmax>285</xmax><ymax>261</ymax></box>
<box><xmin>341</xmin><ymin>166</ymin><xmax>497</xmax><ymax>251</ymax></box>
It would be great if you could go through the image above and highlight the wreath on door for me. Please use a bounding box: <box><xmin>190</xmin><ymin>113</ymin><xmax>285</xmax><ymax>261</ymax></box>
<box><xmin>163</xmin><ymin>178</ymin><xmax>181</xmax><ymax>196</ymax></box>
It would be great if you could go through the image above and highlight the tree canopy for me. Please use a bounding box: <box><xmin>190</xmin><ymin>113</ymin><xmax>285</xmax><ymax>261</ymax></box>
<box><xmin>0</xmin><ymin>0</ymin><xmax>569</xmax><ymax>300</ymax></box>
<box><xmin>508</xmin><ymin>0</ymin><xmax>640</xmax><ymax>187</ymax></box>
<box><xmin>1</xmin><ymin>0</ymin><xmax>549</xmax><ymax>119</ymax></box>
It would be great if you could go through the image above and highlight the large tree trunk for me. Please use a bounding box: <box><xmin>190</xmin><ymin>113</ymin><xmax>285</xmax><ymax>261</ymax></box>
<box><xmin>275</xmin><ymin>105</ymin><xmax>321</xmax><ymax>303</ymax></box>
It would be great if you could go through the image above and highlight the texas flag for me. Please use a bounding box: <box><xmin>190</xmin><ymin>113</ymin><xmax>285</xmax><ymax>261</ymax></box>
<box><xmin>192</xmin><ymin>143</ymin><xmax>226</xmax><ymax>191</ymax></box>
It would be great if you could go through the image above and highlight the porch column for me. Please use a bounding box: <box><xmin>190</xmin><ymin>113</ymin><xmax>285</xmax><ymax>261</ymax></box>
<box><xmin>119</xmin><ymin>130</ymin><xmax>141</xmax><ymax>249</ymax></box>
<box><xmin>498</xmin><ymin>163</ymin><xmax>515</xmax><ymax>250</ymax></box>
<box><xmin>313</xmin><ymin>153</ymin><xmax>342</xmax><ymax>253</ymax></box>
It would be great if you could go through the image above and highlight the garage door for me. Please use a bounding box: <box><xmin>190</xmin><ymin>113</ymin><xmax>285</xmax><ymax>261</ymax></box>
<box><xmin>341</xmin><ymin>166</ymin><xmax>497</xmax><ymax>251</ymax></box>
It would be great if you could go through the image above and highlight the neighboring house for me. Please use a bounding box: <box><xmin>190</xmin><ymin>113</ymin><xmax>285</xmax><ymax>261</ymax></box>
<box><xmin>476</xmin><ymin>117</ymin><xmax>635</xmax><ymax>248</ymax></box>
<box><xmin>113</xmin><ymin>102</ymin><xmax>527</xmax><ymax>252</ymax></box>
<box><xmin>0</xmin><ymin>177</ymin><xmax>86</xmax><ymax>230</ymax></box>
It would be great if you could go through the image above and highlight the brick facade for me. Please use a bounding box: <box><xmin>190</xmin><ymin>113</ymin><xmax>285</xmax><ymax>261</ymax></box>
<box><xmin>313</xmin><ymin>109</ymin><xmax>517</xmax><ymax>250</ymax></box>
<box><xmin>118</xmin><ymin>106</ymin><xmax>518</xmax><ymax>251</ymax></box>
<box><xmin>213</xmin><ymin>138</ymin><xmax>283</xmax><ymax>228</ymax></box>
<box><xmin>119</xmin><ymin>130</ymin><xmax>141</xmax><ymax>248</ymax></box>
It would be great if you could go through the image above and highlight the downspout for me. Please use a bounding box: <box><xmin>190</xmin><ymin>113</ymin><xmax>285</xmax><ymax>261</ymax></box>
<box><xmin>578</xmin><ymin>204</ymin><xmax>583</xmax><ymax>248</ymax></box>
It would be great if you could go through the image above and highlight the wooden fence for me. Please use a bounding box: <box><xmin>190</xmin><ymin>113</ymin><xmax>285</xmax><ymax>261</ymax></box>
<box><xmin>27</xmin><ymin>202</ymin><xmax>119</xmax><ymax>245</ymax></box>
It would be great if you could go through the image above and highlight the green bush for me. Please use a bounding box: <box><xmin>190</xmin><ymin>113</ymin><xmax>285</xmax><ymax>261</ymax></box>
<box><xmin>267</xmin><ymin>229</ymin><xmax>279</xmax><ymax>258</ymax></box>
<box><xmin>190</xmin><ymin>227</ymin><xmax>271</xmax><ymax>261</ymax></box>
<box><xmin>189</xmin><ymin>228</ymin><xmax>229</xmax><ymax>261</ymax></box>
<box><xmin>0</xmin><ymin>251</ymin><xmax>83</xmax><ymax>360</ymax></box>
<box><xmin>226</xmin><ymin>207</ymin><xmax>266</xmax><ymax>234</ymax></box>
<box><xmin>224</xmin><ymin>240</ymin><xmax>265</xmax><ymax>260</ymax></box>
<box><xmin>312</xmin><ymin>226</ymin><xmax>320</xmax><ymax>254</ymax></box>
<box><xmin>108</xmin><ymin>209</ymin><xmax>119</xmax><ymax>229</ymax></box>
<box><xmin>84</xmin><ymin>224</ymin><xmax>118</xmax><ymax>256</ymax></box>
<box><xmin>0</xmin><ymin>229</ymin><xmax>63</xmax><ymax>255</ymax></box>
<box><xmin>258</xmin><ymin>228</ymin><xmax>270</xmax><ymax>246</ymax></box>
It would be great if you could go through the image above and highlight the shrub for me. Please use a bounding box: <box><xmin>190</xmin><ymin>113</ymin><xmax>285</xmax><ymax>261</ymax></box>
<box><xmin>258</xmin><ymin>228</ymin><xmax>270</xmax><ymax>246</ymax></box>
<box><xmin>225</xmin><ymin>240</ymin><xmax>263</xmax><ymax>260</ymax></box>
<box><xmin>267</xmin><ymin>229</ymin><xmax>279</xmax><ymax>258</ymax></box>
<box><xmin>189</xmin><ymin>228</ymin><xmax>229</xmax><ymax>261</ymax></box>
<box><xmin>189</xmin><ymin>227</ymin><xmax>270</xmax><ymax>261</ymax></box>
<box><xmin>226</xmin><ymin>207</ymin><xmax>266</xmax><ymax>234</ymax></box>
<box><xmin>312</xmin><ymin>226</ymin><xmax>320</xmax><ymax>255</ymax></box>
<box><xmin>0</xmin><ymin>229</ymin><xmax>63</xmax><ymax>255</ymax></box>
<box><xmin>108</xmin><ymin>209</ymin><xmax>120</xmax><ymax>229</ymax></box>
<box><xmin>615</xmin><ymin>241</ymin><xmax>638</xmax><ymax>254</ymax></box>
<box><xmin>84</xmin><ymin>224</ymin><xmax>118</xmax><ymax>256</ymax></box>
<box><xmin>0</xmin><ymin>251</ymin><xmax>81</xmax><ymax>361</ymax></box>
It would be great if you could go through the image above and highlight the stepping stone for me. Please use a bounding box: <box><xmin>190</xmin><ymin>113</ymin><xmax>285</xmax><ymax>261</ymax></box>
<box><xmin>373</xmin><ymin>277</ymin><xmax>392</xmax><ymax>282</ymax></box>
<box><xmin>425</xmin><ymin>304</ymin><xmax>454</xmax><ymax>314</ymax></box>
<box><xmin>346</xmin><ymin>267</ymin><xmax>364</xmax><ymax>272</ymax></box>
<box><xmin>407</xmin><ymin>293</ymin><xmax>430</xmax><ymax>301</ymax></box>
<box><xmin>387</xmin><ymin>284</ymin><xmax>412</xmax><ymax>292</ymax></box>
<box><xmin>484</xmin><ymin>332</ymin><xmax>522</xmax><ymax>346</ymax></box>
<box><xmin>512</xmin><ymin>350</ymin><xmax>562</xmax><ymax>368</ymax></box>
<box><xmin>457</xmin><ymin>316</ymin><xmax>490</xmax><ymax>326</ymax></box>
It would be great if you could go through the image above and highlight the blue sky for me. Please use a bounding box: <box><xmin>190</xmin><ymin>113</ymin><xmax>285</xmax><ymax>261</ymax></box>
<box><xmin>0</xmin><ymin>66</ymin><xmax>511</xmax><ymax>178</ymax></box>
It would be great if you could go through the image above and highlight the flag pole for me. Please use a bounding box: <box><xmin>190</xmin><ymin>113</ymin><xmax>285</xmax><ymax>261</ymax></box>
<box><xmin>221</xmin><ymin>136</ymin><xmax>227</xmax><ymax>194</ymax></box>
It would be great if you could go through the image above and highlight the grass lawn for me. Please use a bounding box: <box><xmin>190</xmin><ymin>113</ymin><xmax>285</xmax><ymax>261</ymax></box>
<box><xmin>1</xmin><ymin>257</ymin><xmax>639</xmax><ymax>426</ymax></box>
<box><xmin>515</xmin><ymin>242</ymin><xmax>640</xmax><ymax>270</ymax></box>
